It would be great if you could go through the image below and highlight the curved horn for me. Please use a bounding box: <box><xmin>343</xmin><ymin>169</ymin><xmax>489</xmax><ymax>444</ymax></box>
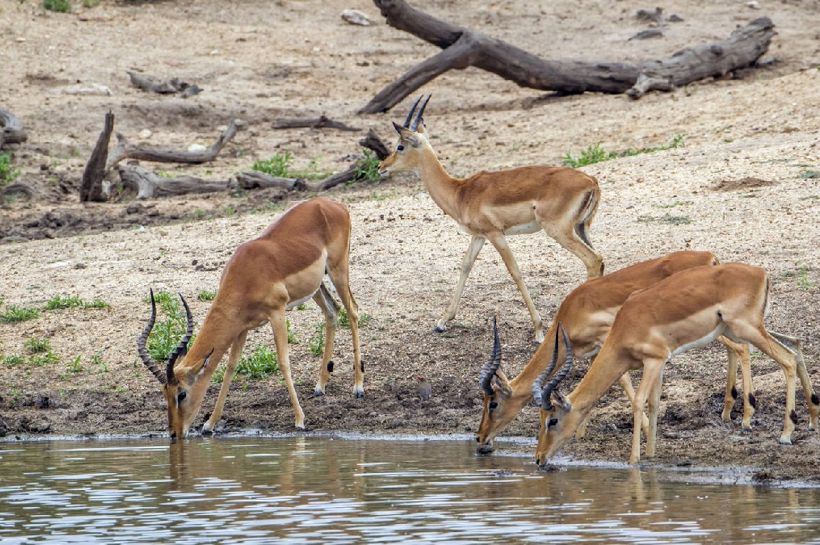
<box><xmin>410</xmin><ymin>94</ymin><xmax>432</xmax><ymax>131</ymax></box>
<box><xmin>403</xmin><ymin>96</ymin><xmax>423</xmax><ymax>128</ymax></box>
<box><xmin>532</xmin><ymin>328</ymin><xmax>561</xmax><ymax>408</ymax></box>
<box><xmin>137</xmin><ymin>288</ymin><xmax>166</xmax><ymax>384</ymax></box>
<box><xmin>478</xmin><ymin>316</ymin><xmax>502</xmax><ymax>395</ymax></box>
<box><xmin>166</xmin><ymin>293</ymin><xmax>194</xmax><ymax>384</ymax></box>
<box><xmin>540</xmin><ymin>324</ymin><xmax>574</xmax><ymax>409</ymax></box>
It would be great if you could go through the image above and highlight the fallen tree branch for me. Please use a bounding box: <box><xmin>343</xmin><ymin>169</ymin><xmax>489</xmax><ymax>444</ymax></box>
<box><xmin>272</xmin><ymin>115</ymin><xmax>360</xmax><ymax>132</ymax></box>
<box><xmin>359</xmin><ymin>129</ymin><xmax>391</xmax><ymax>159</ymax></box>
<box><xmin>236</xmin><ymin>171</ymin><xmax>306</xmax><ymax>191</ymax></box>
<box><xmin>119</xmin><ymin>165</ymin><xmax>230</xmax><ymax>199</ymax></box>
<box><xmin>127</xmin><ymin>71</ymin><xmax>203</xmax><ymax>97</ymax></box>
<box><xmin>106</xmin><ymin>119</ymin><xmax>239</xmax><ymax>171</ymax></box>
<box><xmin>80</xmin><ymin>111</ymin><xmax>114</xmax><ymax>203</ymax></box>
<box><xmin>0</xmin><ymin>109</ymin><xmax>28</xmax><ymax>149</ymax></box>
<box><xmin>360</xmin><ymin>0</ymin><xmax>775</xmax><ymax>111</ymax></box>
<box><xmin>0</xmin><ymin>182</ymin><xmax>36</xmax><ymax>199</ymax></box>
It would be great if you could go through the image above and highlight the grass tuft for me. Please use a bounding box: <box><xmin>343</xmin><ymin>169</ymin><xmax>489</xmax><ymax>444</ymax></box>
<box><xmin>144</xmin><ymin>291</ymin><xmax>195</xmax><ymax>362</ymax></box>
<box><xmin>44</xmin><ymin>295</ymin><xmax>110</xmax><ymax>311</ymax></box>
<box><xmin>637</xmin><ymin>213</ymin><xmax>691</xmax><ymax>225</ymax></box>
<box><xmin>563</xmin><ymin>135</ymin><xmax>685</xmax><ymax>168</ymax></box>
<box><xmin>354</xmin><ymin>150</ymin><xmax>382</xmax><ymax>183</ymax></box>
<box><xmin>25</xmin><ymin>337</ymin><xmax>51</xmax><ymax>354</ymax></box>
<box><xmin>0</xmin><ymin>306</ymin><xmax>41</xmax><ymax>324</ymax></box>
<box><xmin>309</xmin><ymin>322</ymin><xmax>326</xmax><ymax>357</ymax></box>
<box><xmin>252</xmin><ymin>152</ymin><xmax>330</xmax><ymax>180</ymax></box>
<box><xmin>0</xmin><ymin>152</ymin><xmax>20</xmax><ymax>186</ymax></box>
<box><xmin>197</xmin><ymin>290</ymin><xmax>217</xmax><ymax>302</ymax></box>
<box><xmin>212</xmin><ymin>345</ymin><xmax>279</xmax><ymax>383</ymax></box>
<box><xmin>43</xmin><ymin>0</ymin><xmax>71</xmax><ymax>12</ymax></box>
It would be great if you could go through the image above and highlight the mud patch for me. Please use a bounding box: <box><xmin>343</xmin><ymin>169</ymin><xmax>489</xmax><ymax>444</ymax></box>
<box><xmin>711</xmin><ymin>177</ymin><xmax>776</xmax><ymax>192</ymax></box>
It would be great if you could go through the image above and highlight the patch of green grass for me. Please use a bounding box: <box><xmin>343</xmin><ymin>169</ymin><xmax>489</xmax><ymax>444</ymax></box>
<box><xmin>90</xmin><ymin>352</ymin><xmax>108</xmax><ymax>373</ymax></box>
<box><xmin>251</xmin><ymin>152</ymin><xmax>330</xmax><ymax>180</ymax></box>
<box><xmin>0</xmin><ymin>306</ymin><xmax>40</xmax><ymax>324</ymax></box>
<box><xmin>799</xmin><ymin>170</ymin><xmax>819</xmax><ymax>179</ymax></box>
<box><xmin>794</xmin><ymin>265</ymin><xmax>815</xmax><ymax>290</ymax></box>
<box><xmin>338</xmin><ymin>308</ymin><xmax>371</xmax><ymax>329</ymax></box>
<box><xmin>67</xmin><ymin>355</ymin><xmax>83</xmax><ymax>374</ymax></box>
<box><xmin>29</xmin><ymin>351</ymin><xmax>59</xmax><ymax>367</ymax></box>
<box><xmin>637</xmin><ymin>213</ymin><xmax>691</xmax><ymax>226</ymax></box>
<box><xmin>309</xmin><ymin>321</ymin><xmax>326</xmax><ymax>357</ymax></box>
<box><xmin>654</xmin><ymin>200</ymin><xmax>693</xmax><ymax>209</ymax></box>
<box><xmin>286</xmin><ymin>319</ymin><xmax>299</xmax><ymax>344</ymax></box>
<box><xmin>2</xmin><ymin>355</ymin><xmax>25</xmax><ymax>367</ymax></box>
<box><xmin>0</xmin><ymin>152</ymin><xmax>20</xmax><ymax>186</ymax></box>
<box><xmin>197</xmin><ymin>290</ymin><xmax>217</xmax><ymax>302</ymax></box>
<box><xmin>145</xmin><ymin>291</ymin><xmax>195</xmax><ymax>362</ymax></box>
<box><xmin>82</xmin><ymin>0</ymin><xmax>100</xmax><ymax>7</ymax></box>
<box><xmin>562</xmin><ymin>135</ymin><xmax>685</xmax><ymax>168</ymax></box>
<box><xmin>43</xmin><ymin>0</ymin><xmax>71</xmax><ymax>12</ymax></box>
<box><xmin>25</xmin><ymin>337</ymin><xmax>51</xmax><ymax>354</ymax></box>
<box><xmin>296</xmin><ymin>303</ymin><xmax>307</xmax><ymax>311</ymax></box>
<box><xmin>212</xmin><ymin>345</ymin><xmax>279</xmax><ymax>383</ymax></box>
<box><xmin>354</xmin><ymin>150</ymin><xmax>382</xmax><ymax>183</ymax></box>
<box><xmin>44</xmin><ymin>295</ymin><xmax>110</xmax><ymax>311</ymax></box>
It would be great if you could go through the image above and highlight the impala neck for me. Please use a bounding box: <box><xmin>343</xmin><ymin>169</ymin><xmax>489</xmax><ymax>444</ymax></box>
<box><xmin>416</xmin><ymin>144</ymin><xmax>462</xmax><ymax>219</ymax></box>
<box><xmin>510</xmin><ymin>321</ymin><xmax>561</xmax><ymax>396</ymax></box>
<box><xmin>177</xmin><ymin>305</ymin><xmax>239</xmax><ymax>381</ymax></box>
<box><xmin>567</xmin><ymin>347</ymin><xmax>629</xmax><ymax>416</ymax></box>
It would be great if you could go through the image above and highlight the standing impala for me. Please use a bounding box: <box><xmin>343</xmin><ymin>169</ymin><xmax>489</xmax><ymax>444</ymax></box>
<box><xmin>379</xmin><ymin>96</ymin><xmax>604</xmax><ymax>342</ymax></box>
<box><xmin>534</xmin><ymin>263</ymin><xmax>820</xmax><ymax>465</ymax></box>
<box><xmin>137</xmin><ymin>197</ymin><xmax>362</xmax><ymax>439</ymax></box>
<box><xmin>475</xmin><ymin>251</ymin><xmax>753</xmax><ymax>454</ymax></box>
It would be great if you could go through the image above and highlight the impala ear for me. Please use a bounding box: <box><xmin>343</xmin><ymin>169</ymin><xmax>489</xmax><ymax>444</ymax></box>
<box><xmin>392</xmin><ymin>121</ymin><xmax>422</xmax><ymax>147</ymax></box>
<box><xmin>552</xmin><ymin>391</ymin><xmax>571</xmax><ymax>412</ymax></box>
<box><xmin>184</xmin><ymin>348</ymin><xmax>216</xmax><ymax>384</ymax></box>
<box><xmin>494</xmin><ymin>369</ymin><xmax>513</xmax><ymax>398</ymax></box>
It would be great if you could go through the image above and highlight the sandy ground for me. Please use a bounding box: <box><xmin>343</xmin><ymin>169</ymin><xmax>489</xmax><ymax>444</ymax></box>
<box><xmin>0</xmin><ymin>0</ymin><xmax>818</xmax><ymax>482</ymax></box>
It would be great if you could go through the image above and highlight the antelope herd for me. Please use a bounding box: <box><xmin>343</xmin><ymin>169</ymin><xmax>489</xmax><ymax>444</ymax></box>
<box><xmin>139</xmin><ymin>96</ymin><xmax>819</xmax><ymax>467</ymax></box>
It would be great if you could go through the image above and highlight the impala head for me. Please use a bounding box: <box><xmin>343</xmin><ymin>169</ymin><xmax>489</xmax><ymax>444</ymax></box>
<box><xmin>379</xmin><ymin>94</ymin><xmax>433</xmax><ymax>176</ymax></box>
<box><xmin>137</xmin><ymin>289</ymin><xmax>214</xmax><ymax>440</ymax></box>
<box><xmin>534</xmin><ymin>325</ymin><xmax>580</xmax><ymax>467</ymax></box>
<box><xmin>475</xmin><ymin>317</ymin><xmax>518</xmax><ymax>453</ymax></box>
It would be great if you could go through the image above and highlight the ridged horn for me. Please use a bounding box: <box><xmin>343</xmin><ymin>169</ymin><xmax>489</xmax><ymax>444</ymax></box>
<box><xmin>539</xmin><ymin>324</ymin><xmax>574</xmax><ymax>410</ymax></box>
<box><xmin>137</xmin><ymin>288</ymin><xmax>165</xmax><ymax>385</ymax></box>
<box><xmin>403</xmin><ymin>95</ymin><xmax>423</xmax><ymax>128</ymax></box>
<box><xmin>478</xmin><ymin>316</ymin><xmax>502</xmax><ymax>395</ymax></box>
<box><xmin>165</xmin><ymin>293</ymin><xmax>194</xmax><ymax>384</ymax></box>
<box><xmin>410</xmin><ymin>94</ymin><xmax>431</xmax><ymax>131</ymax></box>
<box><xmin>532</xmin><ymin>326</ymin><xmax>561</xmax><ymax>408</ymax></box>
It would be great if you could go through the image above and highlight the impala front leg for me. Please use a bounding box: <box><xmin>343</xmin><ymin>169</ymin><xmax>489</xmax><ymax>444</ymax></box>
<box><xmin>270</xmin><ymin>309</ymin><xmax>305</xmax><ymax>429</ymax></box>
<box><xmin>202</xmin><ymin>331</ymin><xmax>248</xmax><ymax>435</ymax></box>
<box><xmin>436</xmin><ymin>235</ymin><xmax>485</xmax><ymax>333</ymax></box>
<box><xmin>487</xmin><ymin>233</ymin><xmax>544</xmax><ymax>343</ymax></box>
<box><xmin>630</xmin><ymin>359</ymin><xmax>664</xmax><ymax>464</ymax></box>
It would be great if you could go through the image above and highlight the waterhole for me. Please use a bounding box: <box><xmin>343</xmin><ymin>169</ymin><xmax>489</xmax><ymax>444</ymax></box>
<box><xmin>0</xmin><ymin>436</ymin><xmax>818</xmax><ymax>544</ymax></box>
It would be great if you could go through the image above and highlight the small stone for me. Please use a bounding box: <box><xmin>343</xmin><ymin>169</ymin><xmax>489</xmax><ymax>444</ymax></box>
<box><xmin>745</xmin><ymin>0</ymin><xmax>760</xmax><ymax>8</ymax></box>
<box><xmin>138</xmin><ymin>129</ymin><xmax>152</xmax><ymax>139</ymax></box>
<box><xmin>341</xmin><ymin>9</ymin><xmax>371</xmax><ymax>26</ymax></box>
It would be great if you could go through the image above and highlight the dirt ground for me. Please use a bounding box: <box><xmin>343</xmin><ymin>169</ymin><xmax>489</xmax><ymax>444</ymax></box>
<box><xmin>0</xmin><ymin>0</ymin><xmax>818</xmax><ymax>483</ymax></box>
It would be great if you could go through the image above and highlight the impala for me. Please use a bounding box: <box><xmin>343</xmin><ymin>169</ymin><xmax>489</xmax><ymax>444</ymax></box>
<box><xmin>137</xmin><ymin>197</ymin><xmax>362</xmax><ymax>439</ymax></box>
<box><xmin>534</xmin><ymin>263</ymin><xmax>820</xmax><ymax>465</ymax></box>
<box><xmin>475</xmin><ymin>251</ymin><xmax>753</xmax><ymax>454</ymax></box>
<box><xmin>379</xmin><ymin>95</ymin><xmax>604</xmax><ymax>342</ymax></box>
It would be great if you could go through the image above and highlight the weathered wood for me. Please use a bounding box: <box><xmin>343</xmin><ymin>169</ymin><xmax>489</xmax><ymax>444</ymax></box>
<box><xmin>119</xmin><ymin>165</ymin><xmax>230</xmax><ymax>199</ymax></box>
<box><xmin>236</xmin><ymin>171</ymin><xmax>306</xmax><ymax>191</ymax></box>
<box><xmin>0</xmin><ymin>109</ymin><xmax>28</xmax><ymax>149</ymax></box>
<box><xmin>127</xmin><ymin>71</ymin><xmax>203</xmax><ymax>97</ymax></box>
<box><xmin>272</xmin><ymin>115</ymin><xmax>360</xmax><ymax>132</ymax></box>
<box><xmin>106</xmin><ymin>119</ymin><xmax>239</xmax><ymax>170</ymax></box>
<box><xmin>80</xmin><ymin>111</ymin><xmax>114</xmax><ymax>203</ymax></box>
<box><xmin>359</xmin><ymin>129</ymin><xmax>390</xmax><ymax>160</ymax></box>
<box><xmin>360</xmin><ymin>0</ymin><xmax>775</xmax><ymax>111</ymax></box>
<box><xmin>308</xmin><ymin>166</ymin><xmax>358</xmax><ymax>192</ymax></box>
<box><xmin>0</xmin><ymin>182</ymin><xmax>35</xmax><ymax>199</ymax></box>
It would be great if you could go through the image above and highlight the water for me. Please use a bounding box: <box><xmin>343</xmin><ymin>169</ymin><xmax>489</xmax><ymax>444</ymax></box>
<box><xmin>0</xmin><ymin>436</ymin><xmax>818</xmax><ymax>544</ymax></box>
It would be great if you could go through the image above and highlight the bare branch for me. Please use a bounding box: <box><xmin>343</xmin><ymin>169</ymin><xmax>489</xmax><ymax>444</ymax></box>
<box><xmin>127</xmin><ymin>71</ymin><xmax>203</xmax><ymax>97</ymax></box>
<box><xmin>80</xmin><ymin>111</ymin><xmax>114</xmax><ymax>203</ymax></box>
<box><xmin>272</xmin><ymin>115</ymin><xmax>360</xmax><ymax>132</ymax></box>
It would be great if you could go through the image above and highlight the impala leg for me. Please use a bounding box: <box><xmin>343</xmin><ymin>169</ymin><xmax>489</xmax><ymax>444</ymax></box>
<box><xmin>630</xmin><ymin>359</ymin><xmax>664</xmax><ymax>464</ymax></box>
<box><xmin>312</xmin><ymin>284</ymin><xmax>339</xmax><ymax>397</ymax></box>
<box><xmin>202</xmin><ymin>330</ymin><xmax>248</xmax><ymax>435</ymax></box>
<box><xmin>618</xmin><ymin>372</ymin><xmax>650</xmax><ymax>436</ymax></box>
<box><xmin>770</xmin><ymin>331</ymin><xmax>819</xmax><ymax>431</ymax></box>
<box><xmin>719</xmin><ymin>336</ymin><xmax>741</xmax><ymax>423</ymax></box>
<box><xmin>541</xmin><ymin>221</ymin><xmax>604</xmax><ymax>279</ymax></box>
<box><xmin>737</xmin><ymin>343</ymin><xmax>755</xmax><ymax>431</ymax></box>
<box><xmin>435</xmin><ymin>235</ymin><xmax>485</xmax><ymax>333</ymax></box>
<box><xmin>327</xmin><ymin>263</ymin><xmax>364</xmax><ymax>398</ymax></box>
<box><xmin>486</xmin><ymin>233</ymin><xmax>544</xmax><ymax>343</ymax></box>
<box><xmin>645</xmin><ymin>366</ymin><xmax>665</xmax><ymax>459</ymax></box>
<box><xmin>270</xmin><ymin>309</ymin><xmax>305</xmax><ymax>429</ymax></box>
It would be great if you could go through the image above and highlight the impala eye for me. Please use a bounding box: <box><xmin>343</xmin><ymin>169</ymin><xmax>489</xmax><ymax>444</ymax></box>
<box><xmin>548</xmin><ymin>418</ymin><xmax>558</xmax><ymax>428</ymax></box>
<box><xmin>397</xmin><ymin>144</ymin><xmax>405</xmax><ymax>152</ymax></box>
<box><xmin>489</xmin><ymin>401</ymin><xmax>498</xmax><ymax>411</ymax></box>
<box><xmin>177</xmin><ymin>391</ymin><xmax>187</xmax><ymax>403</ymax></box>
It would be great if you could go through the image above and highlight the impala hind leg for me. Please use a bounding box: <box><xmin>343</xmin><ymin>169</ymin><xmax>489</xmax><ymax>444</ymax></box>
<box><xmin>326</xmin><ymin>262</ymin><xmax>364</xmax><ymax>398</ymax></box>
<box><xmin>312</xmin><ymin>283</ymin><xmax>340</xmax><ymax>397</ymax></box>
<box><xmin>770</xmin><ymin>331</ymin><xmax>819</xmax><ymax>431</ymax></box>
<box><xmin>202</xmin><ymin>331</ymin><xmax>248</xmax><ymax>435</ymax></box>
<box><xmin>270</xmin><ymin>309</ymin><xmax>305</xmax><ymax>429</ymax></box>
<box><xmin>537</xmin><ymin>199</ymin><xmax>604</xmax><ymax>279</ymax></box>
<box><xmin>487</xmin><ymin>232</ymin><xmax>544</xmax><ymax>343</ymax></box>
<box><xmin>718</xmin><ymin>336</ymin><xmax>755</xmax><ymax>430</ymax></box>
<box><xmin>436</xmin><ymin>235</ymin><xmax>485</xmax><ymax>333</ymax></box>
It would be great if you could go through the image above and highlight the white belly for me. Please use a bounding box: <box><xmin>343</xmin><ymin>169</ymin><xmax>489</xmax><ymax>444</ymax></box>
<box><xmin>286</xmin><ymin>290</ymin><xmax>318</xmax><ymax>311</ymax></box>
<box><xmin>671</xmin><ymin>324</ymin><xmax>727</xmax><ymax>357</ymax></box>
<box><xmin>504</xmin><ymin>220</ymin><xmax>541</xmax><ymax>235</ymax></box>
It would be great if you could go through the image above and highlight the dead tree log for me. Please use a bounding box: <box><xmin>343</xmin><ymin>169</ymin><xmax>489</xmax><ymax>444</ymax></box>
<box><xmin>272</xmin><ymin>115</ymin><xmax>360</xmax><ymax>132</ymax></box>
<box><xmin>0</xmin><ymin>109</ymin><xmax>28</xmax><ymax>149</ymax></box>
<box><xmin>359</xmin><ymin>129</ymin><xmax>391</xmax><ymax>160</ymax></box>
<box><xmin>119</xmin><ymin>165</ymin><xmax>230</xmax><ymax>199</ymax></box>
<box><xmin>0</xmin><ymin>182</ymin><xmax>36</xmax><ymax>199</ymax></box>
<box><xmin>236</xmin><ymin>171</ymin><xmax>306</xmax><ymax>191</ymax></box>
<box><xmin>106</xmin><ymin>119</ymin><xmax>239</xmax><ymax>171</ymax></box>
<box><xmin>360</xmin><ymin>0</ymin><xmax>775</xmax><ymax>112</ymax></box>
<box><xmin>80</xmin><ymin>111</ymin><xmax>114</xmax><ymax>202</ymax></box>
<box><xmin>127</xmin><ymin>71</ymin><xmax>203</xmax><ymax>97</ymax></box>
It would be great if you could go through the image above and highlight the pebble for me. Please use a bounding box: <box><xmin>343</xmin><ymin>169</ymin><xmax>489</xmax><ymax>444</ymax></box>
<box><xmin>138</xmin><ymin>129</ymin><xmax>152</xmax><ymax>139</ymax></box>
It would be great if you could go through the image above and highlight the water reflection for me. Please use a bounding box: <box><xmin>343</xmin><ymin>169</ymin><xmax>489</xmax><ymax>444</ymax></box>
<box><xmin>0</xmin><ymin>437</ymin><xmax>818</xmax><ymax>544</ymax></box>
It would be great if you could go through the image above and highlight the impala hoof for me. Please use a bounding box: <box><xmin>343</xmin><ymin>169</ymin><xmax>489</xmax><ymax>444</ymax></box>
<box><xmin>201</xmin><ymin>426</ymin><xmax>214</xmax><ymax>436</ymax></box>
<box><xmin>354</xmin><ymin>389</ymin><xmax>365</xmax><ymax>400</ymax></box>
<box><xmin>778</xmin><ymin>435</ymin><xmax>792</xmax><ymax>445</ymax></box>
<box><xmin>434</xmin><ymin>324</ymin><xmax>447</xmax><ymax>333</ymax></box>
<box><xmin>314</xmin><ymin>387</ymin><xmax>325</xmax><ymax>397</ymax></box>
